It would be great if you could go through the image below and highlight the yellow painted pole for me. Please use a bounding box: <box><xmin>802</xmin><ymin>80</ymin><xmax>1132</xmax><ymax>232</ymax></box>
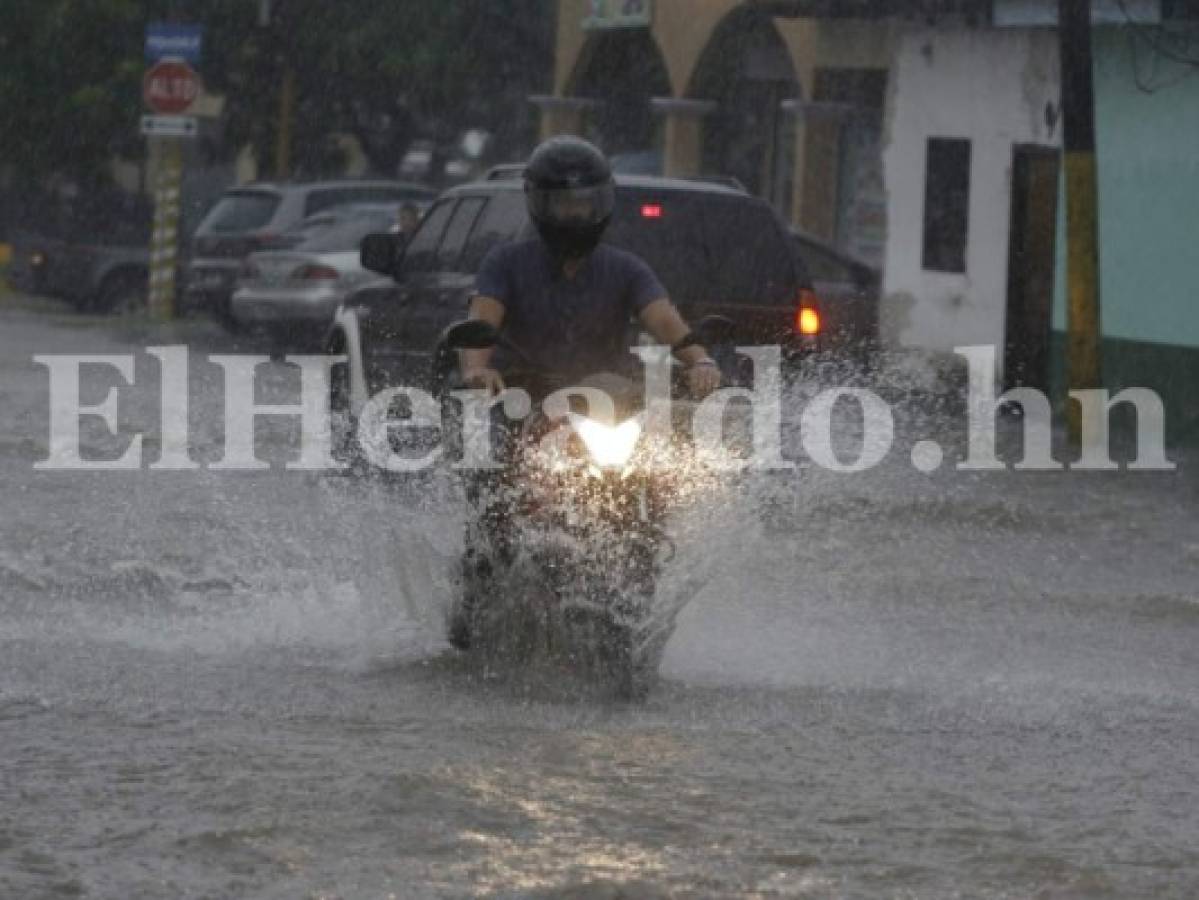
<box><xmin>1063</xmin><ymin>151</ymin><xmax>1102</xmax><ymax>439</ymax></box>
<box><xmin>1058</xmin><ymin>0</ymin><xmax>1102</xmax><ymax>445</ymax></box>
<box><xmin>149</xmin><ymin>137</ymin><xmax>183</xmax><ymax>319</ymax></box>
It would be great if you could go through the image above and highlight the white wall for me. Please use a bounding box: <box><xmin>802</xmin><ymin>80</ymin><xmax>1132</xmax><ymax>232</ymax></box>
<box><xmin>880</xmin><ymin>26</ymin><xmax>1060</xmax><ymax>354</ymax></box>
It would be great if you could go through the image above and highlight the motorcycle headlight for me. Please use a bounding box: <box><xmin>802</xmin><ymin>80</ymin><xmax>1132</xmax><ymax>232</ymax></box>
<box><xmin>570</xmin><ymin>415</ymin><xmax>641</xmax><ymax>470</ymax></box>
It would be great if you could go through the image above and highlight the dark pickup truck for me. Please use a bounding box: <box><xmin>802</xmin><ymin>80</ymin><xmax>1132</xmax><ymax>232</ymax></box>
<box><xmin>6</xmin><ymin>192</ymin><xmax>154</xmax><ymax>313</ymax></box>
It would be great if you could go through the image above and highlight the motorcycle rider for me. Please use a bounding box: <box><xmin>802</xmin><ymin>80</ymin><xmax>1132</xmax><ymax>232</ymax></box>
<box><xmin>450</xmin><ymin>135</ymin><xmax>720</xmax><ymax>649</ymax></box>
<box><xmin>461</xmin><ymin>135</ymin><xmax>720</xmax><ymax>398</ymax></box>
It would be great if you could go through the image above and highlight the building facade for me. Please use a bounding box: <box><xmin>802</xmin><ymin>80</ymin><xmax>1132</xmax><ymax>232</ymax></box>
<box><xmin>539</xmin><ymin>0</ymin><xmax>895</xmax><ymax>269</ymax></box>
<box><xmin>542</xmin><ymin>0</ymin><xmax>1199</xmax><ymax>438</ymax></box>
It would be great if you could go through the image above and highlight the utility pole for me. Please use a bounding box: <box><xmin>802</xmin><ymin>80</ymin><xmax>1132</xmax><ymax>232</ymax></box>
<box><xmin>1058</xmin><ymin>0</ymin><xmax>1103</xmax><ymax>446</ymax></box>
<box><xmin>259</xmin><ymin>0</ymin><xmax>293</xmax><ymax>180</ymax></box>
<box><xmin>275</xmin><ymin>65</ymin><xmax>295</xmax><ymax>179</ymax></box>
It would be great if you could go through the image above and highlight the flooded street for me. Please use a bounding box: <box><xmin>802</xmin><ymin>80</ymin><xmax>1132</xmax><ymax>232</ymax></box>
<box><xmin>2</xmin><ymin>301</ymin><xmax>1198</xmax><ymax>898</ymax></box>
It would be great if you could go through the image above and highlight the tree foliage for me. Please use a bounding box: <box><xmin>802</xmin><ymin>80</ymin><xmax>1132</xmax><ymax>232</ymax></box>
<box><xmin>0</xmin><ymin>0</ymin><xmax>554</xmax><ymax>188</ymax></box>
<box><xmin>1</xmin><ymin>0</ymin><xmax>145</xmax><ymax>186</ymax></box>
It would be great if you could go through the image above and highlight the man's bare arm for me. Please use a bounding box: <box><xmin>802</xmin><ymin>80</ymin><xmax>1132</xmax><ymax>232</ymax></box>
<box><xmin>639</xmin><ymin>298</ymin><xmax>709</xmax><ymax>366</ymax></box>
<box><xmin>461</xmin><ymin>295</ymin><xmax>505</xmax><ymax>370</ymax></box>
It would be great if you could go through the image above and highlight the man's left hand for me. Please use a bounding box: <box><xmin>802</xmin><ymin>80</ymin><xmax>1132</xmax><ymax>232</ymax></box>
<box><xmin>686</xmin><ymin>361</ymin><xmax>721</xmax><ymax>399</ymax></box>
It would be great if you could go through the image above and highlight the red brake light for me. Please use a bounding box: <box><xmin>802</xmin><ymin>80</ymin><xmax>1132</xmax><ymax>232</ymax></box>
<box><xmin>797</xmin><ymin>288</ymin><xmax>821</xmax><ymax>336</ymax></box>
<box><xmin>295</xmin><ymin>264</ymin><xmax>339</xmax><ymax>281</ymax></box>
<box><xmin>641</xmin><ymin>203</ymin><xmax>663</xmax><ymax>219</ymax></box>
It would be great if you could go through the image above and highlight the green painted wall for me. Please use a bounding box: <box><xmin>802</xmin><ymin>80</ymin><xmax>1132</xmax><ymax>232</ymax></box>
<box><xmin>1047</xmin><ymin>26</ymin><xmax>1199</xmax><ymax>443</ymax></box>
<box><xmin>1053</xmin><ymin>26</ymin><xmax>1199</xmax><ymax>349</ymax></box>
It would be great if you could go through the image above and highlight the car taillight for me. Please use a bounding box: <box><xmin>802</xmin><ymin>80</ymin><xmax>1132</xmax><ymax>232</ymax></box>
<box><xmin>797</xmin><ymin>289</ymin><xmax>821</xmax><ymax>336</ymax></box>
<box><xmin>295</xmin><ymin>264</ymin><xmax>339</xmax><ymax>281</ymax></box>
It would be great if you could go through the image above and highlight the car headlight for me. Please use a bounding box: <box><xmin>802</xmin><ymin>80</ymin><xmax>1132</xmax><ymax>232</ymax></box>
<box><xmin>570</xmin><ymin>415</ymin><xmax>641</xmax><ymax>469</ymax></box>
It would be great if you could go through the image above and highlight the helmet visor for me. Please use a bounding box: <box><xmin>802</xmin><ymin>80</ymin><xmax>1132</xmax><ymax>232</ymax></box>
<box><xmin>527</xmin><ymin>183</ymin><xmax>615</xmax><ymax>227</ymax></box>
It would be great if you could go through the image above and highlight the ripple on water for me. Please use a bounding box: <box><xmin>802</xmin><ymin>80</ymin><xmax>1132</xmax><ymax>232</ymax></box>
<box><xmin>0</xmin><ymin>692</ymin><xmax>51</xmax><ymax>721</ymax></box>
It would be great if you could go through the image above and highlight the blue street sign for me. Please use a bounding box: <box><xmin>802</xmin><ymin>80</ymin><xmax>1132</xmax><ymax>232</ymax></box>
<box><xmin>145</xmin><ymin>23</ymin><xmax>203</xmax><ymax>64</ymax></box>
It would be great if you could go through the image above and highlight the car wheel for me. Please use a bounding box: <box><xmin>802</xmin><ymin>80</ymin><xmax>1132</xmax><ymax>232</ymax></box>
<box><xmin>97</xmin><ymin>271</ymin><xmax>148</xmax><ymax>315</ymax></box>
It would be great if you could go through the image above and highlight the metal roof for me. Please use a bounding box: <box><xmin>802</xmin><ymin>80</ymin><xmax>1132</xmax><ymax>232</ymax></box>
<box><xmin>237</xmin><ymin>178</ymin><xmax>435</xmax><ymax>194</ymax></box>
<box><xmin>748</xmin><ymin>0</ymin><xmax>992</xmax><ymax>18</ymax></box>
<box><xmin>471</xmin><ymin>166</ymin><xmax>748</xmax><ymax>197</ymax></box>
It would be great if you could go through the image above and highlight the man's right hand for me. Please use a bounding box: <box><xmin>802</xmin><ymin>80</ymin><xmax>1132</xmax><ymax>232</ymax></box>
<box><xmin>461</xmin><ymin>366</ymin><xmax>505</xmax><ymax>395</ymax></box>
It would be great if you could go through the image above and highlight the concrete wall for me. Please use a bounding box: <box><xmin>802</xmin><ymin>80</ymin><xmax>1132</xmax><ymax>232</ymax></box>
<box><xmin>881</xmin><ymin>26</ymin><xmax>1061</xmax><ymax>352</ymax></box>
<box><xmin>554</xmin><ymin>0</ymin><xmax>594</xmax><ymax>95</ymax></box>
<box><xmin>556</xmin><ymin>0</ymin><xmax>742</xmax><ymax>98</ymax></box>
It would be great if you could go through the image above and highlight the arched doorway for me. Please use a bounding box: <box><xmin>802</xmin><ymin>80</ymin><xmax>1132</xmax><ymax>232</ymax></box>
<box><xmin>688</xmin><ymin>9</ymin><xmax>800</xmax><ymax>212</ymax></box>
<box><xmin>568</xmin><ymin>30</ymin><xmax>672</xmax><ymax>170</ymax></box>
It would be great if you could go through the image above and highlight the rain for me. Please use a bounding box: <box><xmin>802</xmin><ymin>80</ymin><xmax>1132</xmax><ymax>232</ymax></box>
<box><xmin>2</xmin><ymin>1</ymin><xmax>1199</xmax><ymax>897</ymax></box>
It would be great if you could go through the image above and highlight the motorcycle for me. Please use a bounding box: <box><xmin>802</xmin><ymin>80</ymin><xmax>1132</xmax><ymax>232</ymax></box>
<box><xmin>432</xmin><ymin>319</ymin><xmax>726</xmax><ymax>700</ymax></box>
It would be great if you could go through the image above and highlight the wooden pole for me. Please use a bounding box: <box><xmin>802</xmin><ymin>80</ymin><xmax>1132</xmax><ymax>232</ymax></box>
<box><xmin>274</xmin><ymin>64</ymin><xmax>295</xmax><ymax>179</ymax></box>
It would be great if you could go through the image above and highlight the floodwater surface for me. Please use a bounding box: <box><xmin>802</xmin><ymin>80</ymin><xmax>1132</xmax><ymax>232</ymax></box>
<box><xmin>2</xmin><ymin>304</ymin><xmax>1197</xmax><ymax>898</ymax></box>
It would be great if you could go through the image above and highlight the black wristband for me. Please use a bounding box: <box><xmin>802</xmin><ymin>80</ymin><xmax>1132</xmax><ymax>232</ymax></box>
<box><xmin>671</xmin><ymin>333</ymin><xmax>702</xmax><ymax>354</ymax></box>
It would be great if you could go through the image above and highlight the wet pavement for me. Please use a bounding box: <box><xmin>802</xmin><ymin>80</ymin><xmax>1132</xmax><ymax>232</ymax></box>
<box><xmin>1</xmin><ymin>295</ymin><xmax>1197</xmax><ymax>898</ymax></box>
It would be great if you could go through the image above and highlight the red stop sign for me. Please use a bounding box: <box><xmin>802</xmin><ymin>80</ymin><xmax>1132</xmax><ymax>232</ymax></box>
<box><xmin>143</xmin><ymin>60</ymin><xmax>201</xmax><ymax>115</ymax></box>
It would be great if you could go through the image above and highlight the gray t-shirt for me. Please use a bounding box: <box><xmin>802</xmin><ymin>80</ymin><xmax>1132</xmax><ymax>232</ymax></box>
<box><xmin>474</xmin><ymin>240</ymin><xmax>666</xmax><ymax>379</ymax></box>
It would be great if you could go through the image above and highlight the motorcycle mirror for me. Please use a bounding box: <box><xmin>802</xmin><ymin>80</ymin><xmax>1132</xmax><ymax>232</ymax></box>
<box><xmin>443</xmin><ymin>319</ymin><xmax>499</xmax><ymax>350</ymax></box>
<box><xmin>696</xmin><ymin>315</ymin><xmax>736</xmax><ymax>344</ymax></box>
<box><xmin>360</xmin><ymin>232</ymin><xmax>401</xmax><ymax>277</ymax></box>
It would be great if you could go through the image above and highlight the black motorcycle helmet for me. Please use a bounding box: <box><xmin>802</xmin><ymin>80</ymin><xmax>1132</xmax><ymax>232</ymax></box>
<box><xmin>524</xmin><ymin>136</ymin><xmax>615</xmax><ymax>261</ymax></box>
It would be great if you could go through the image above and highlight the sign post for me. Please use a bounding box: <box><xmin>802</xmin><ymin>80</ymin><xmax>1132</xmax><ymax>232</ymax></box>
<box><xmin>149</xmin><ymin>140</ymin><xmax>184</xmax><ymax>320</ymax></box>
<box><xmin>143</xmin><ymin>59</ymin><xmax>202</xmax><ymax>116</ymax></box>
<box><xmin>140</xmin><ymin>115</ymin><xmax>198</xmax><ymax>138</ymax></box>
<box><xmin>143</xmin><ymin>25</ymin><xmax>203</xmax><ymax>320</ymax></box>
<box><xmin>145</xmin><ymin>23</ymin><xmax>203</xmax><ymax>63</ymax></box>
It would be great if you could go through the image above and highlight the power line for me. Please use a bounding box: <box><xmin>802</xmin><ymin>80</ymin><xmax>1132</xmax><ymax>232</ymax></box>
<box><xmin>1127</xmin><ymin>23</ymin><xmax>1199</xmax><ymax>90</ymax></box>
<box><xmin>1117</xmin><ymin>0</ymin><xmax>1199</xmax><ymax>67</ymax></box>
